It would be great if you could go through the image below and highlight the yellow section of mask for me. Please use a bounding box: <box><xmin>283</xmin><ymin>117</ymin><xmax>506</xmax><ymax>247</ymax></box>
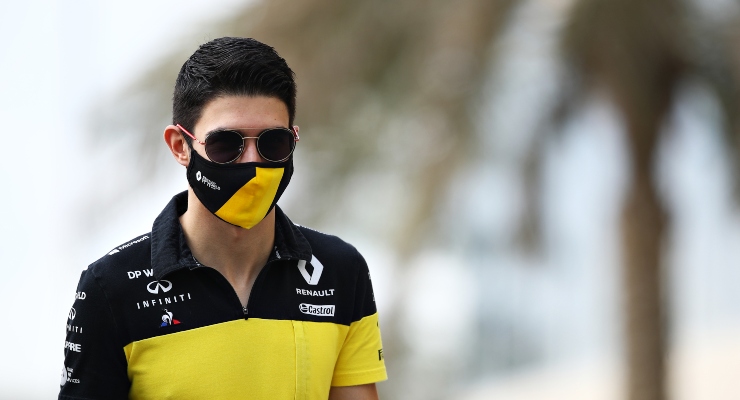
<box><xmin>215</xmin><ymin>167</ymin><xmax>284</xmax><ymax>229</ymax></box>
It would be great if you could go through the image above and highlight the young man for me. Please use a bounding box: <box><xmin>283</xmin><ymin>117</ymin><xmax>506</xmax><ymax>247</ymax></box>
<box><xmin>60</xmin><ymin>37</ymin><xmax>386</xmax><ymax>400</ymax></box>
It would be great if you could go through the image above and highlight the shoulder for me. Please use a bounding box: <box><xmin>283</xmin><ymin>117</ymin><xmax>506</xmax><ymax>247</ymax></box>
<box><xmin>80</xmin><ymin>233</ymin><xmax>153</xmax><ymax>292</ymax></box>
<box><xmin>290</xmin><ymin>225</ymin><xmax>377</xmax><ymax>324</ymax></box>
<box><xmin>295</xmin><ymin>225</ymin><xmax>368</xmax><ymax>273</ymax></box>
<box><xmin>65</xmin><ymin>233</ymin><xmax>154</xmax><ymax>355</ymax></box>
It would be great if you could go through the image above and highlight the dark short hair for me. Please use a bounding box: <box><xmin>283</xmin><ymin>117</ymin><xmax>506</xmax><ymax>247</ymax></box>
<box><xmin>173</xmin><ymin>37</ymin><xmax>296</xmax><ymax>140</ymax></box>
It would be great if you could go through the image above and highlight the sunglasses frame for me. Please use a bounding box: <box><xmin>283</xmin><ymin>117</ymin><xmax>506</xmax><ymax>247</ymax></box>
<box><xmin>176</xmin><ymin>123</ymin><xmax>299</xmax><ymax>164</ymax></box>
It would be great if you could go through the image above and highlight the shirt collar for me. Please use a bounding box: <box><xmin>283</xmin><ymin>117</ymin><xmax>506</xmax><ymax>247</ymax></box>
<box><xmin>150</xmin><ymin>191</ymin><xmax>312</xmax><ymax>279</ymax></box>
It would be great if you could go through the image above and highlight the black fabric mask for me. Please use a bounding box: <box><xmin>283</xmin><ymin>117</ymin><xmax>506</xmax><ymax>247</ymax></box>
<box><xmin>186</xmin><ymin>149</ymin><xmax>293</xmax><ymax>229</ymax></box>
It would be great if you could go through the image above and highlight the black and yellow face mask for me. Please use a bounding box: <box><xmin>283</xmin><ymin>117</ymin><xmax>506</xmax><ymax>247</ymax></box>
<box><xmin>186</xmin><ymin>149</ymin><xmax>293</xmax><ymax>229</ymax></box>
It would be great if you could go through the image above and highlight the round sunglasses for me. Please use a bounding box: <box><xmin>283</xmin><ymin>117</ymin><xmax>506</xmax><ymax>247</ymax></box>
<box><xmin>176</xmin><ymin>124</ymin><xmax>299</xmax><ymax>164</ymax></box>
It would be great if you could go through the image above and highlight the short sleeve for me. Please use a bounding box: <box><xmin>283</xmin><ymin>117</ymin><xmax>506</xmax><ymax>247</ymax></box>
<box><xmin>331</xmin><ymin>253</ymin><xmax>387</xmax><ymax>386</ymax></box>
<box><xmin>59</xmin><ymin>269</ymin><xmax>130</xmax><ymax>400</ymax></box>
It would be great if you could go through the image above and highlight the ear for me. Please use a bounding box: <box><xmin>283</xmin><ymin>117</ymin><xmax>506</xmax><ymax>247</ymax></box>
<box><xmin>164</xmin><ymin>125</ymin><xmax>190</xmax><ymax>167</ymax></box>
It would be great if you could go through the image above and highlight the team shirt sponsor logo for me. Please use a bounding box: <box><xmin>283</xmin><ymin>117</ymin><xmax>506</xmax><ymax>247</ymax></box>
<box><xmin>160</xmin><ymin>309</ymin><xmax>181</xmax><ymax>327</ymax></box>
<box><xmin>296</xmin><ymin>288</ymin><xmax>335</xmax><ymax>296</ymax></box>
<box><xmin>136</xmin><ymin>279</ymin><xmax>192</xmax><ymax>310</ymax></box>
<box><xmin>64</xmin><ymin>341</ymin><xmax>82</xmax><ymax>352</ymax></box>
<box><xmin>127</xmin><ymin>269</ymin><xmax>155</xmax><ymax>279</ymax></box>
<box><xmin>297</xmin><ymin>256</ymin><xmax>324</xmax><ymax>285</ymax></box>
<box><xmin>108</xmin><ymin>235</ymin><xmax>150</xmax><ymax>255</ymax></box>
<box><xmin>61</xmin><ymin>366</ymin><xmax>80</xmax><ymax>386</ymax></box>
<box><xmin>68</xmin><ymin>292</ymin><xmax>85</xmax><ymax>333</ymax></box>
<box><xmin>147</xmin><ymin>280</ymin><xmax>173</xmax><ymax>294</ymax></box>
<box><xmin>196</xmin><ymin>171</ymin><xmax>221</xmax><ymax>190</ymax></box>
<box><xmin>299</xmin><ymin>303</ymin><xmax>335</xmax><ymax>316</ymax></box>
<box><xmin>378</xmin><ymin>349</ymin><xmax>384</xmax><ymax>361</ymax></box>
<box><xmin>136</xmin><ymin>293</ymin><xmax>192</xmax><ymax>310</ymax></box>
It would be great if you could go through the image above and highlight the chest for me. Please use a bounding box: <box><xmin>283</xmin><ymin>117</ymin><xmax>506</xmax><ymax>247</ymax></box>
<box><xmin>117</xmin><ymin>261</ymin><xmax>353</xmax><ymax>399</ymax></box>
<box><xmin>119</xmin><ymin>260</ymin><xmax>350</xmax><ymax>334</ymax></box>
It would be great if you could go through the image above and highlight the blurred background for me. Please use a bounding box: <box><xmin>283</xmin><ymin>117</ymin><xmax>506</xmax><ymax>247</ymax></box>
<box><xmin>1</xmin><ymin>0</ymin><xmax>739</xmax><ymax>399</ymax></box>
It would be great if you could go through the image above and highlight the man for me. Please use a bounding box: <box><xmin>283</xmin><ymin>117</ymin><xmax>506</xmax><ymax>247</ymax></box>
<box><xmin>60</xmin><ymin>37</ymin><xmax>386</xmax><ymax>400</ymax></box>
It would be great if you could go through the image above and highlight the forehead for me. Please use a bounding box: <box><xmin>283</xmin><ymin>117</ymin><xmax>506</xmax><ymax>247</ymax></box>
<box><xmin>194</xmin><ymin>95</ymin><xmax>289</xmax><ymax>134</ymax></box>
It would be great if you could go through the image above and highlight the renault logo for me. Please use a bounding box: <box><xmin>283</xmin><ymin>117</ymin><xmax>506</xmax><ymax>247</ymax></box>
<box><xmin>147</xmin><ymin>280</ymin><xmax>173</xmax><ymax>294</ymax></box>
<box><xmin>297</xmin><ymin>255</ymin><xmax>324</xmax><ymax>286</ymax></box>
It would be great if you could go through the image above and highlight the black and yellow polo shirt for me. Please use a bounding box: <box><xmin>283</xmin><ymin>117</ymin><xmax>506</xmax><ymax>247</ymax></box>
<box><xmin>60</xmin><ymin>192</ymin><xmax>386</xmax><ymax>400</ymax></box>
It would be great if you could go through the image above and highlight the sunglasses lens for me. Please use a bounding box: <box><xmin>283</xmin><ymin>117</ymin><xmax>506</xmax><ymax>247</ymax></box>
<box><xmin>258</xmin><ymin>129</ymin><xmax>295</xmax><ymax>162</ymax></box>
<box><xmin>205</xmin><ymin>130</ymin><xmax>244</xmax><ymax>164</ymax></box>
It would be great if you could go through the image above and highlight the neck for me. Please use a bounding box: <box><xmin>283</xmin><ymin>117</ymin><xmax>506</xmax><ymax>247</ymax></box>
<box><xmin>179</xmin><ymin>189</ymin><xmax>275</xmax><ymax>305</ymax></box>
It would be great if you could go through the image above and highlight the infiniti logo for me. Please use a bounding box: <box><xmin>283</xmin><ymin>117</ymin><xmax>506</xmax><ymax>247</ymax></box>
<box><xmin>68</xmin><ymin>307</ymin><xmax>76</xmax><ymax>320</ymax></box>
<box><xmin>146</xmin><ymin>280</ymin><xmax>173</xmax><ymax>294</ymax></box>
<box><xmin>196</xmin><ymin>171</ymin><xmax>202</xmax><ymax>181</ymax></box>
